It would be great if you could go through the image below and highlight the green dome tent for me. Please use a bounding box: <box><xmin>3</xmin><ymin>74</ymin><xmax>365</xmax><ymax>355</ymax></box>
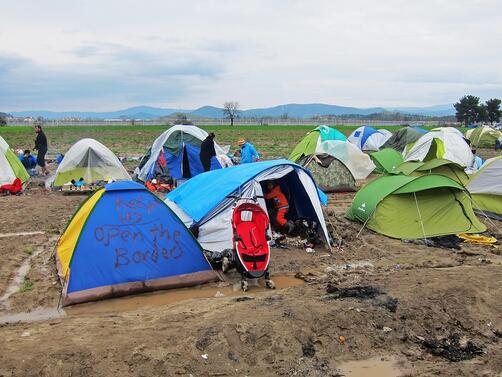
<box><xmin>382</xmin><ymin>126</ymin><xmax>423</xmax><ymax>152</ymax></box>
<box><xmin>369</xmin><ymin>148</ymin><xmax>404</xmax><ymax>174</ymax></box>
<box><xmin>0</xmin><ymin>136</ymin><xmax>29</xmax><ymax>185</ymax></box>
<box><xmin>392</xmin><ymin>159</ymin><xmax>469</xmax><ymax>186</ymax></box>
<box><xmin>465</xmin><ymin>126</ymin><xmax>502</xmax><ymax>148</ymax></box>
<box><xmin>289</xmin><ymin>125</ymin><xmax>346</xmax><ymax>163</ymax></box>
<box><xmin>346</xmin><ymin>174</ymin><xmax>485</xmax><ymax>239</ymax></box>
<box><xmin>466</xmin><ymin>156</ymin><xmax>502</xmax><ymax>219</ymax></box>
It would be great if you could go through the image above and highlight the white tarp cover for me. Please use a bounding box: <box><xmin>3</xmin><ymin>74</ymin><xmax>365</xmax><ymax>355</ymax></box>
<box><xmin>315</xmin><ymin>140</ymin><xmax>375</xmax><ymax>180</ymax></box>
<box><xmin>50</xmin><ymin>138</ymin><xmax>131</xmax><ymax>186</ymax></box>
<box><xmin>0</xmin><ymin>136</ymin><xmax>15</xmax><ymax>185</ymax></box>
<box><xmin>136</xmin><ymin>125</ymin><xmax>231</xmax><ymax>182</ymax></box>
<box><xmin>404</xmin><ymin>128</ymin><xmax>473</xmax><ymax>167</ymax></box>
<box><xmin>467</xmin><ymin>156</ymin><xmax>502</xmax><ymax>195</ymax></box>
<box><xmin>165</xmin><ymin>165</ymin><xmax>330</xmax><ymax>252</ymax></box>
<box><xmin>348</xmin><ymin>126</ymin><xmax>392</xmax><ymax>151</ymax></box>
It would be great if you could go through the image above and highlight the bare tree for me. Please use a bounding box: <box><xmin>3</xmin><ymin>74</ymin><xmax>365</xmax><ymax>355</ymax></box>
<box><xmin>223</xmin><ymin>101</ymin><xmax>240</xmax><ymax>126</ymax></box>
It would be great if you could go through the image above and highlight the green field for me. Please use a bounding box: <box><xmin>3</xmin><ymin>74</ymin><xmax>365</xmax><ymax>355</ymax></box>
<box><xmin>0</xmin><ymin>124</ymin><xmax>466</xmax><ymax>160</ymax></box>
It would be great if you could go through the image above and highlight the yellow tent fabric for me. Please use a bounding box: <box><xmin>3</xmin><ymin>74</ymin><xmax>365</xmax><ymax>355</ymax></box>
<box><xmin>56</xmin><ymin>189</ymin><xmax>105</xmax><ymax>279</ymax></box>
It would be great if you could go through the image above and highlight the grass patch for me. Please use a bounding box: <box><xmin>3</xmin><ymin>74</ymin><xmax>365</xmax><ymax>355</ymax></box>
<box><xmin>19</xmin><ymin>279</ymin><xmax>34</xmax><ymax>293</ymax></box>
<box><xmin>0</xmin><ymin>124</ymin><xmax>469</xmax><ymax>160</ymax></box>
<box><xmin>23</xmin><ymin>245</ymin><xmax>34</xmax><ymax>255</ymax></box>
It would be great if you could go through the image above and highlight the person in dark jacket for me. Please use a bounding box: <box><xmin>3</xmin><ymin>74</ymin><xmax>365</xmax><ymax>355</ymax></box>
<box><xmin>200</xmin><ymin>132</ymin><xmax>216</xmax><ymax>172</ymax></box>
<box><xmin>34</xmin><ymin>125</ymin><xmax>49</xmax><ymax>175</ymax></box>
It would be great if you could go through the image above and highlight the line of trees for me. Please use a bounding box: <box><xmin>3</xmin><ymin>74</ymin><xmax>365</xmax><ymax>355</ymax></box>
<box><xmin>454</xmin><ymin>95</ymin><xmax>501</xmax><ymax>125</ymax></box>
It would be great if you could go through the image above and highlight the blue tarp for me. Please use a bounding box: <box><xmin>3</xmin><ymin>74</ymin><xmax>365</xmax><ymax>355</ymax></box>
<box><xmin>68</xmin><ymin>181</ymin><xmax>213</xmax><ymax>293</ymax></box>
<box><xmin>167</xmin><ymin>159</ymin><xmax>327</xmax><ymax>223</ymax></box>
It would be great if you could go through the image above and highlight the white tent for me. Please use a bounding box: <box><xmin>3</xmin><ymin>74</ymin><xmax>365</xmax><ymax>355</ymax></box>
<box><xmin>348</xmin><ymin>126</ymin><xmax>392</xmax><ymax>151</ymax></box>
<box><xmin>315</xmin><ymin>140</ymin><xmax>375</xmax><ymax>180</ymax></box>
<box><xmin>466</xmin><ymin>156</ymin><xmax>502</xmax><ymax>218</ymax></box>
<box><xmin>135</xmin><ymin>125</ymin><xmax>232</xmax><ymax>182</ymax></box>
<box><xmin>404</xmin><ymin>128</ymin><xmax>473</xmax><ymax>167</ymax></box>
<box><xmin>431</xmin><ymin>127</ymin><xmax>464</xmax><ymax>137</ymax></box>
<box><xmin>48</xmin><ymin>138</ymin><xmax>131</xmax><ymax>187</ymax></box>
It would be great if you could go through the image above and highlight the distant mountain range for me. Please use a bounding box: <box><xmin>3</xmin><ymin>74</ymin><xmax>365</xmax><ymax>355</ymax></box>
<box><xmin>7</xmin><ymin>103</ymin><xmax>455</xmax><ymax>120</ymax></box>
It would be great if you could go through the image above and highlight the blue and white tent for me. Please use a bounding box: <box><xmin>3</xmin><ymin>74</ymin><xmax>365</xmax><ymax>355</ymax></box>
<box><xmin>348</xmin><ymin>126</ymin><xmax>392</xmax><ymax>151</ymax></box>
<box><xmin>134</xmin><ymin>125</ymin><xmax>232</xmax><ymax>182</ymax></box>
<box><xmin>165</xmin><ymin>160</ymin><xmax>330</xmax><ymax>252</ymax></box>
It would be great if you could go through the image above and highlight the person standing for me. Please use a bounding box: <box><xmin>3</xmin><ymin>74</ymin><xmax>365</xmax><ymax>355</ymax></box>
<box><xmin>200</xmin><ymin>132</ymin><xmax>216</xmax><ymax>172</ymax></box>
<box><xmin>238</xmin><ymin>139</ymin><xmax>259</xmax><ymax>164</ymax></box>
<box><xmin>34</xmin><ymin>125</ymin><xmax>49</xmax><ymax>175</ymax></box>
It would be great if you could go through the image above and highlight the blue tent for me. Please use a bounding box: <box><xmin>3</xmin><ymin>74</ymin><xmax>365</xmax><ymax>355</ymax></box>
<box><xmin>56</xmin><ymin>180</ymin><xmax>218</xmax><ymax>306</ymax></box>
<box><xmin>166</xmin><ymin>160</ymin><xmax>330</xmax><ymax>252</ymax></box>
<box><xmin>348</xmin><ymin>126</ymin><xmax>392</xmax><ymax>151</ymax></box>
<box><xmin>135</xmin><ymin>125</ymin><xmax>232</xmax><ymax>182</ymax></box>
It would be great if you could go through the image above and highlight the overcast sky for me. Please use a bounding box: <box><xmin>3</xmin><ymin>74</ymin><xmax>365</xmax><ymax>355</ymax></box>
<box><xmin>1</xmin><ymin>0</ymin><xmax>501</xmax><ymax>111</ymax></box>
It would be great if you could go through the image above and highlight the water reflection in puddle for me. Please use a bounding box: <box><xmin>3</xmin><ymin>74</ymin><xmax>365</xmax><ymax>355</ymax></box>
<box><xmin>337</xmin><ymin>356</ymin><xmax>402</xmax><ymax>377</ymax></box>
<box><xmin>0</xmin><ymin>275</ymin><xmax>303</xmax><ymax>324</ymax></box>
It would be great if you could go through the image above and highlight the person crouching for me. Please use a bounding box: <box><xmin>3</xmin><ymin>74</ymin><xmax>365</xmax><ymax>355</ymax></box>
<box><xmin>264</xmin><ymin>180</ymin><xmax>294</xmax><ymax>234</ymax></box>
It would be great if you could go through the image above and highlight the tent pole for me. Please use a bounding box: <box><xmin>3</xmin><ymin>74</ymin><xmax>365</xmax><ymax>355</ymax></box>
<box><xmin>413</xmin><ymin>192</ymin><xmax>427</xmax><ymax>240</ymax></box>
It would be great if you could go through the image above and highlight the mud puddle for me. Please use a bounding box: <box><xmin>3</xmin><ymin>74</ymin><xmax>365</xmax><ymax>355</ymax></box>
<box><xmin>68</xmin><ymin>275</ymin><xmax>304</xmax><ymax>315</ymax></box>
<box><xmin>0</xmin><ymin>275</ymin><xmax>303</xmax><ymax>324</ymax></box>
<box><xmin>337</xmin><ymin>356</ymin><xmax>402</xmax><ymax>377</ymax></box>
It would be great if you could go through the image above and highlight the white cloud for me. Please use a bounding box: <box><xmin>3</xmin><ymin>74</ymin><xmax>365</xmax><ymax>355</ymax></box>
<box><xmin>0</xmin><ymin>0</ymin><xmax>501</xmax><ymax>110</ymax></box>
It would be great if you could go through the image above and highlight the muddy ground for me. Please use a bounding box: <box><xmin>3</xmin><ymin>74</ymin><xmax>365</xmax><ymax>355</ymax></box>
<box><xmin>1</xmin><ymin>157</ymin><xmax>502</xmax><ymax>376</ymax></box>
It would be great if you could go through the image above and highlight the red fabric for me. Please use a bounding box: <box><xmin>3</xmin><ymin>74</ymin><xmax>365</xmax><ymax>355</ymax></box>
<box><xmin>0</xmin><ymin>178</ymin><xmax>22</xmax><ymax>194</ymax></box>
<box><xmin>157</xmin><ymin>151</ymin><xmax>167</xmax><ymax>167</ymax></box>
<box><xmin>264</xmin><ymin>185</ymin><xmax>288</xmax><ymax>208</ymax></box>
<box><xmin>145</xmin><ymin>181</ymin><xmax>157</xmax><ymax>191</ymax></box>
<box><xmin>232</xmin><ymin>202</ymin><xmax>270</xmax><ymax>274</ymax></box>
<box><xmin>275</xmin><ymin>208</ymin><xmax>288</xmax><ymax>226</ymax></box>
